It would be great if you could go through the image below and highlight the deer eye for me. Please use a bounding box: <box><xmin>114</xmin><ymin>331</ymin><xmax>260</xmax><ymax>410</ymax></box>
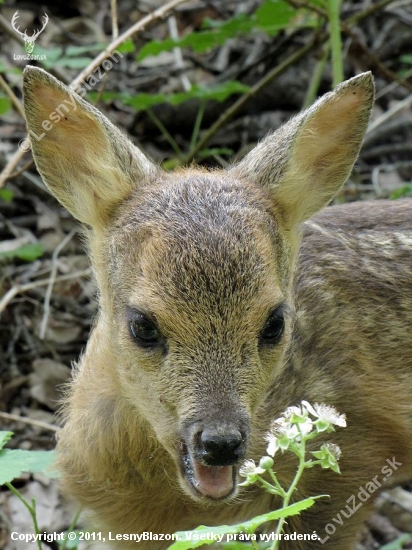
<box><xmin>260</xmin><ymin>306</ymin><xmax>285</xmax><ymax>345</ymax></box>
<box><xmin>129</xmin><ymin>310</ymin><xmax>161</xmax><ymax>348</ymax></box>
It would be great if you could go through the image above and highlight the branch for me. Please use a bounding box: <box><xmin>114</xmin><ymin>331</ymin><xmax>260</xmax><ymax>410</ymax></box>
<box><xmin>0</xmin><ymin>74</ymin><xmax>25</xmax><ymax>119</ymax></box>
<box><xmin>0</xmin><ymin>411</ymin><xmax>59</xmax><ymax>432</ymax></box>
<box><xmin>0</xmin><ymin>268</ymin><xmax>92</xmax><ymax>316</ymax></box>
<box><xmin>0</xmin><ymin>0</ymin><xmax>192</xmax><ymax>189</ymax></box>
<box><xmin>185</xmin><ymin>34</ymin><xmax>321</xmax><ymax>164</ymax></box>
<box><xmin>70</xmin><ymin>0</ymin><xmax>190</xmax><ymax>90</ymax></box>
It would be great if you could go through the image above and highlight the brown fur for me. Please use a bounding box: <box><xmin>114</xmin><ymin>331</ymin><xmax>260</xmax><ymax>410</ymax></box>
<box><xmin>23</xmin><ymin>66</ymin><xmax>412</xmax><ymax>549</ymax></box>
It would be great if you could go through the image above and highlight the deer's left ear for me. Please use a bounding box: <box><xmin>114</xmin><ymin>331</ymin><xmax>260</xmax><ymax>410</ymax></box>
<box><xmin>230</xmin><ymin>73</ymin><xmax>374</xmax><ymax>226</ymax></box>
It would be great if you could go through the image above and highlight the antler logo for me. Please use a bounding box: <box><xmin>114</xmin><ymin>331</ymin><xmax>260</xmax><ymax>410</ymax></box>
<box><xmin>11</xmin><ymin>11</ymin><xmax>49</xmax><ymax>54</ymax></box>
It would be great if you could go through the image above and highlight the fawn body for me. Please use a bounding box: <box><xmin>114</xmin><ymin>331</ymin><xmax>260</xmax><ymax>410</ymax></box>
<box><xmin>23</xmin><ymin>67</ymin><xmax>412</xmax><ymax>549</ymax></box>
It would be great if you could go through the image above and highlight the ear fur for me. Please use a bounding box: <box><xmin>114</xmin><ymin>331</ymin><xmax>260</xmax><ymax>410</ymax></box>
<box><xmin>23</xmin><ymin>66</ymin><xmax>157</xmax><ymax>228</ymax></box>
<box><xmin>230</xmin><ymin>72</ymin><xmax>375</xmax><ymax>226</ymax></box>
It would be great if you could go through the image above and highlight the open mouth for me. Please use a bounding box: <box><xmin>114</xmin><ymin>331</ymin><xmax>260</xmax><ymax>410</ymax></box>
<box><xmin>179</xmin><ymin>443</ymin><xmax>237</xmax><ymax>500</ymax></box>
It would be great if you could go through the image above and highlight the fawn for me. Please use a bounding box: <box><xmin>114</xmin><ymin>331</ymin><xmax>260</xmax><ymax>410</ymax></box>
<box><xmin>23</xmin><ymin>66</ymin><xmax>412</xmax><ymax>549</ymax></box>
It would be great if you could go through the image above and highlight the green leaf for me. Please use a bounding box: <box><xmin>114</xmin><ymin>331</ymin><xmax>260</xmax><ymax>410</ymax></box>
<box><xmin>65</xmin><ymin>44</ymin><xmax>105</xmax><ymax>56</ymax></box>
<box><xmin>125</xmin><ymin>82</ymin><xmax>249</xmax><ymax>112</ymax></box>
<box><xmin>221</xmin><ymin>544</ymin><xmax>261</xmax><ymax>550</ymax></box>
<box><xmin>33</xmin><ymin>46</ymin><xmax>63</xmax><ymax>69</ymax></box>
<box><xmin>399</xmin><ymin>54</ymin><xmax>412</xmax><ymax>65</ymax></box>
<box><xmin>0</xmin><ymin>61</ymin><xmax>22</xmax><ymax>75</ymax></box>
<box><xmin>390</xmin><ymin>185</ymin><xmax>412</xmax><ymax>199</ymax></box>
<box><xmin>0</xmin><ymin>431</ymin><xmax>14</xmax><ymax>450</ymax></box>
<box><xmin>0</xmin><ymin>96</ymin><xmax>11</xmax><ymax>115</ymax></box>
<box><xmin>0</xmin><ymin>449</ymin><xmax>57</xmax><ymax>484</ymax></box>
<box><xmin>0</xmin><ymin>243</ymin><xmax>43</xmax><ymax>262</ymax></box>
<box><xmin>255</xmin><ymin>0</ymin><xmax>297</xmax><ymax>35</ymax></box>
<box><xmin>54</xmin><ymin>57</ymin><xmax>94</xmax><ymax>69</ymax></box>
<box><xmin>168</xmin><ymin>498</ymin><xmax>319</xmax><ymax>549</ymax></box>
<box><xmin>0</xmin><ymin>189</ymin><xmax>13</xmax><ymax>203</ymax></box>
<box><xmin>380</xmin><ymin>534</ymin><xmax>412</xmax><ymax>550</ymax></box>
<box><xmin>138</xmin><ymin>13</ymin><xmax>253</xmax><ymax>62</ymax></box>
<box><xmin>58</xmin><ymin>531</ymin><xmax>83</xmax><ymax>549</ymax></box>
<box><xmin>118</xmin><ymin>38</ymin><xmax>136</xmax><ymax>54</ymax></box>
<box><xmin>33</xmin><ymin>44</ymin><xmax>104</xmax><ymax>70</ymax></box>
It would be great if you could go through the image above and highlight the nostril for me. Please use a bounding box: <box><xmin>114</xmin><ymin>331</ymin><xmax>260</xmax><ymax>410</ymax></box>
<box><xmin>199</xmin><ymin>429</ymin><xmax>244</xmax><ymax>465</ymax></box>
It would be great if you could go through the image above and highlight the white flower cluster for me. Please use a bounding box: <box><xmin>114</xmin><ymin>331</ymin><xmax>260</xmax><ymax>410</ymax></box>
<box><xmin>265</xmin><ymin>401</ymin><xmax>346</xmax><ymax>457</ymax></box>
<box><xmin>239</xmin><ymin>401</ymin><xmax>346</xmax><ymax>484</ymax></box>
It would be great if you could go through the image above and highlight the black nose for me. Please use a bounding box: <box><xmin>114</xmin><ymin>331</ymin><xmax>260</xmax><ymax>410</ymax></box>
<box><xmin>199</xmin><ymin>428</ymin><xmax>244</xmax><ymax>466</ymax></box>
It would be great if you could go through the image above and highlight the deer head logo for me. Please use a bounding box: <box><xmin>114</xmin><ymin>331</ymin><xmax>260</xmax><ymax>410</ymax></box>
<box><xmin>11</xmin><ymin>11</ymin><xmax>49</xmax><ymax>54</ymax></box>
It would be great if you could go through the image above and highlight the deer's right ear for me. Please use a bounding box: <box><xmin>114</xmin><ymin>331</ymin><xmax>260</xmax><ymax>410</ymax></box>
<box><xmin>23</xmin><ymin>66</ymin><xmax>157</xmax><ymax>228</ymax></box>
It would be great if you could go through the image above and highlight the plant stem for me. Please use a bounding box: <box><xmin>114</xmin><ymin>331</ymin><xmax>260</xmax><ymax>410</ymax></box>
<box><xmin>147</xmin><ymin>108</ymin><xmax>184</xmax><ymax>160</ymax></box>
<box><xmin>6</xmin><ymin>483</ymin><xmax>43</xmax><ymax>550</ymax></box>
<box><xmin>327</xmin><ymin>0</ymin><xmax>343</xmax><ymax>86</ymax></box>
<box><xmin>60</xmin><ymin>506</ymin><xmax>83</xmax><ymax>550</ymax></box>
<box><xmin>267</xmin><ymin>470</ymin><xmax>287</xmax><ymax>497</ymax></box>
<box><xmin>270</xmin><ymin>440</ymin><xmax>307</xmax><ymax>550</ymax></box>
<box><xmin>185</xmin><ymin>34</ymin><xmax>319</xmax><ymax>164</ymax></box>
<box><xmin>303</xmin><ymin>42</ymin><xmax>329</xmax><ymax>108</ymax></box>
<box><xmin>189</xmin><ymin>101</ymin><xmax>205</xmax><ymax>158</ymax></box>
<box><xmin>257</xmin><ymin>475</ymin><xmax>284</xmax><ymax>496</ymax></box>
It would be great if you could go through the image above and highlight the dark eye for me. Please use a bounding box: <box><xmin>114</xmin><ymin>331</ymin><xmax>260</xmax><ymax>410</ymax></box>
<box><xmin>260</xmin><ymin>306</ymin><xmax>285</xmax><ymax>345</ymax></box>
<box><xmin>129</xmin><ymin>311</ymin><xmax>160</xmax><ymax>348</ymax></box>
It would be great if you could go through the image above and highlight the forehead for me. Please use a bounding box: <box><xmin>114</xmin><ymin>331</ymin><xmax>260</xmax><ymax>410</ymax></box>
<box><xmin>108</xmin><ymin>171</ymin><xmax>283</xmax><ymax>313</ymax></box>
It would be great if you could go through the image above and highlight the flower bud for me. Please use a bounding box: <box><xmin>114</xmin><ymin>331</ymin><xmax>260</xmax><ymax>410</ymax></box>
<box><xmin>259</xmin><ymin>456</ymin><xmax>274</xmax><ymax>470</ymax></box>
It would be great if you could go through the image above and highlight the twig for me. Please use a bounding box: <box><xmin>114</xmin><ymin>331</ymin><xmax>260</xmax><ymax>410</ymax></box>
<box><xmin>0</xmin><ymin>411</ymin><xmax>59</xmax><ymax>432</ymax></box>
<box><xmin>185</xmin><ymin>34</ymin><xmax>321</xmax><ymax>163</ymax></box>
<box><xmin>0</xmin><ymin>268</ymin><xmax>92</xmax><ymax>316</ymax></box>
<box><xmin>0</xmin><ymin>0</ymin><xmax>192</xmax><ymax>189</ymax></box>
<box><xmin>347</xmin><ymin>0</ymin><xmax>397</xmax><ymax>25</ymax></box>
<box><xmin>70</xmin><ymin>0</ymin><xmax>191</xmax><ymax>90</ymax></box>
<box><xmin>111</xmin><ymin>0</ymin><xmax>119</xmax><ymax>40</ymax></box>
<box><xmin>168</xmin><ymin>15</ymin><xmax>191</xmax><ymax>91</ymax></box>
<box><xmin>0</xmin><ymin>75</ymin><xmax>25</xmax><ymax>119</ymax></box>
<box><xmin>0</xmin><ymin>147</ymin><xmax>30</xmax><ymax>189</ymax></box>
<box><xmin>186</xmin><ymin>0</ymin><xmax>398</xmax><ymax>163</ymax></box>
<box><xmin>287</xmin><ymin>0</ymin><xmax>412</xmax><ymax>94</ymax></box>
<box><xmin>343</xmin><ymin>25</ymin><xmax>412</xmax><ymax>93</ymax></box>
<box><xmin>39</xmin><ymin>229</ymin><xmax>77</xmax><ymax>340</ymax></box>
<box><xmin>7</xmin><ymin>159</ymin><xmax>34</xmax><ymax>181</ymax></box>
<box><xmin>367</xmin><ymin>93</ymin><xmax>412</xmax><ymax>135</ymax></box>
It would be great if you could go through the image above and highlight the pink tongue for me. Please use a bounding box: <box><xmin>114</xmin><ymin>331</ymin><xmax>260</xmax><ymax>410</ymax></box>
<box><xmin>192</xmin><ymin>459</ymin><xmax>234</xmax><ymax>499</ymax></box>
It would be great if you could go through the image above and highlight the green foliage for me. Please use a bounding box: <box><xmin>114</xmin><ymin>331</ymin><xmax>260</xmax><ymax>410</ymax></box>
<box><xmin>0</xmin><ymin>61</ymin><xmax>21</xmax><ymax>74</ymax></box>
<box><xmin>137</xmin><ymin>0</ymin><xmax>304</xmax><ymax>62</ymax></box>
<box><xmin>169</xmin><ymin>499</ymin><xmax>317</xmax><ymax>549</ymax></box>
<box><xmin>0</xmin><ymin>243</ymin><xmax>43</xmax><ymax>262</ymax></box>
<box><xmin>34</xmin><ymin>44</ymin><xmax>104</xmax><ymax>70</ymax></box>
<box><xmin>0</xmin><ymin>188</ymin><xmax>13</xmax><ymax>202</ymax></box>
<box><xmin>390</xmin><ymin>185</ymin><xmax>412</xmax><ymax>199</ymax></box>
<box><xmin>0</xmin><ymin>431</ymin><xmax>57</xmax><ymax>485</ymax></box>
<box><xmin>123</xmin><ymin>81</ymin><xmax>249</xmax><ymax>111</ymax></box>
<box><xmin>0</xmin><ymin>95</ymin><xmax>11</xmax><ymax>114</ymax></box>
<box><xmin>380</xmin><ymin>534</ymin><xmax>412</xmax><ymax>550</ymax></box>
<box><xmin>117</xmin><ymin>38</ymin><xmax>135</xmax><ymax>54</ymax></box>
<box><xmin>399</xmin><ymin>54</ymin><xmax>412</xmax><ymax>65</ymax></box>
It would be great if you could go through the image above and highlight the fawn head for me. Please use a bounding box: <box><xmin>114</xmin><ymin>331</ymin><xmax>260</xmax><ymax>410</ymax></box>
<box><xmin>23</xmin><ymin>67</ymin><xmax>373</xmax><ymax>501</ymax></box>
